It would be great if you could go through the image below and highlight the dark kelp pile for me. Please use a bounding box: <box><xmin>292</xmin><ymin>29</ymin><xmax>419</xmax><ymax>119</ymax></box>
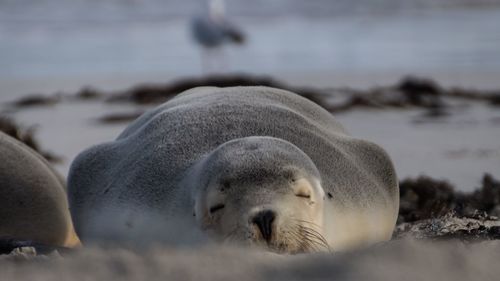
<box><xmin>102</xmin><ymin>74</ymin><xmax>500</xmax><ymax>109</ymax></box>
<box><xmin>394</xmin><ymin>214</ymin><xmax>500</xmax><ymax>241</ymax></box>
<box><xmin>0</xmin><ymin>117</ymin><xmax>61</xmax><ymax>162</ymax></box>
<box><xmin>399</xmin><ymin>174</ymin><xmax>500</xmax><ymax>223</ymax></box>
<box><xmin>9</xmin><ymin>94</ymin><xmax>61</xmax><ymax>108</ymax></box>
<box><xmin>396</xmin><ymin>174</ymin><xmax>500</xmax><ymax>241</ymax></box>
<box><xmin>6</xmin><ymin>74</ymin><xmax>499</xmax><ymax>124</ymax></box>
<box><xmin>99</xmin><ymin>75</ymin><xmax>500</xmax><ymax>123</ymax></box>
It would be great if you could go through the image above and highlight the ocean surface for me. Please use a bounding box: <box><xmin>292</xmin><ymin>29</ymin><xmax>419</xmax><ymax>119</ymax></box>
<box><xmin>1</xmin><ymin>0</ymin><xmax>500</xmax><ymax>99</ymax></box>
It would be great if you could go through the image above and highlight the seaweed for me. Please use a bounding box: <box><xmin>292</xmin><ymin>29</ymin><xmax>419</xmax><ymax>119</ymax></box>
<box><xmin>0</xmin><ymin>116</ymin><xmax>61</xmax><ymax>162</ymax></box>
<box><xmin>398</xmin><ymin>173</ymin><xmax>500</xmax><ymax>223</ymax></box>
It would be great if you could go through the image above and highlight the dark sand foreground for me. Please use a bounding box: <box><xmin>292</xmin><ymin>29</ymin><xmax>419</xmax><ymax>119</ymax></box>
<box><xmin>1</xmin><ymin>239</ymin><xmax>500</xmax><ymax>281</ymax></box>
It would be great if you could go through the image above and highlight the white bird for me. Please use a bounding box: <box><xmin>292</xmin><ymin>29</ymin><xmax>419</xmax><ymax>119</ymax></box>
<box><xmin>191</xmin><ymin>0</ymin><xmax>245</xmax><ymax>73</ymax></box>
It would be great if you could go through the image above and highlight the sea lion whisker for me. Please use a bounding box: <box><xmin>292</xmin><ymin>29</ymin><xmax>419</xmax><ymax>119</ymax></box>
<box><xmin>300</xmin><ymin>225</ymin><xmax>328</xmax><ymax>244</ymax></box>
<box><xmin>299</xmin><ymin>225</ymin><xmax>330</xmax><ymax>252</ymax></box>
<box><xmin>289</xmin><ymin>224</ymin><xmax>322</xmax><ymax>252</ymax></box>
<box><xmin>294</xmin><ymin>219</ymin><xmax>322</xmax><ymax>228</ymax></box>
<box><xmin>291</xmin><ymin>218</ymin><xmax>329</xmax><ymax>247</ymax></box>
<box><xmin>280</xmin><ymin>226</ymin><xmax>311</xmax><ymax>253</ymax></box>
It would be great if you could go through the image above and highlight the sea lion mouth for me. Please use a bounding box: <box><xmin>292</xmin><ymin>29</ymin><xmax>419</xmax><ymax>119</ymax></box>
<box><xmin>224</xmin><ymin>220</ymin><xmax>330</xmax><ymax>254</ymax></box>
<box><xmin>266</xmin><ymin>222</ymin><xmax>331</xmax><ymax>254</ymax></box>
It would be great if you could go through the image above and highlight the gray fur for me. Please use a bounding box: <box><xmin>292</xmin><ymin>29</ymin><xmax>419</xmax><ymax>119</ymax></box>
<box><xmin>0</xmin><ymin>132</ymin><xmax>76</xmax><ymax>246</ymax></box>
<box><xmin>68</xmin><ymin>86</ymin><xmax>398</xmax><ymax>244</ymax></box>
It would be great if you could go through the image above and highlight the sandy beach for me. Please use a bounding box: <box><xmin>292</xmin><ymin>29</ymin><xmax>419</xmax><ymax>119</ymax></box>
<box><xmin>1</xmin><ymin>239</ymin><xmax>500</xmax><ymax>281</ymax></box>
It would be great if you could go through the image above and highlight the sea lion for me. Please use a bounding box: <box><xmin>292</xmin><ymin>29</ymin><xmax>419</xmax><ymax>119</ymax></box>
<box><xmin>68</xmin><ymin>86</ymin><xmax>398</xmax><ymax>252</ymax></box>
<box><xmin>0</xmin><ymin>132</ymin><xmax>79</xmax><ymax>248</ymax></box>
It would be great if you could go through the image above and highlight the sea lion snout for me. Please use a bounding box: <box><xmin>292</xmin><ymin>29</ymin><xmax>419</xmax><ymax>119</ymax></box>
<box><xmin>251</xmin><ymin>209</ymin><xmax>276</xmax><ymax>242</ymax></box>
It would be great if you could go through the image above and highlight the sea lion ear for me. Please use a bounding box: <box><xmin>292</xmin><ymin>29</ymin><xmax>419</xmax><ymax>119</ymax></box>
<box><xmin>282</xmin><ymin>169</ymin><xmax>297</xmax><ymax>182</ymax></box>
<box><xmin>220</xmin><ymin>180</ymin><xmax>231</xmax><ymax>192</ymax></box>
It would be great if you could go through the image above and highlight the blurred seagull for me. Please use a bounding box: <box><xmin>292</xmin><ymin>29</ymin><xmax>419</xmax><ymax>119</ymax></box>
<box><xmin>191</xmin><ymin>0</ymin><xmax>245</xmax><ymax>72</ymax></box>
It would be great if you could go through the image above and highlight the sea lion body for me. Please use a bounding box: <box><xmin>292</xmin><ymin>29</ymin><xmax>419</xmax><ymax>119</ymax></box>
<box><xmin>0</xmin><ymin>132</ymin><xmax>79</xmax><ymax>247</ymax></box>
<box><xmin>68</xmin><ymin>86</ymin><xmax>398</xmax><ymax>251</ymax></box>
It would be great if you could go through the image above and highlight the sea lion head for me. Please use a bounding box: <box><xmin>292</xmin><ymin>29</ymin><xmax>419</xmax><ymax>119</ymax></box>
<box><xmin>193</xmin><ymin>136</ymin><xmax>328</xmax><ymax>253</ymax></box>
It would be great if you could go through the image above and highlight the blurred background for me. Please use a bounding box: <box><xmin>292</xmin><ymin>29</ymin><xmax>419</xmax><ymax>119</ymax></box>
<box><xmin>1</xmin><ymin>0</ymin><xmax>499</xmax><ymax>191</ymax></box>
<box><xmin>2</xmin><ymin>0</ymin><xmax>500</xmax><ymax>97</ymax></box>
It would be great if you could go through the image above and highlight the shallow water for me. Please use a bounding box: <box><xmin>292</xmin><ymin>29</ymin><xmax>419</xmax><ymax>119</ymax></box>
<box><xmin>336</xmin><ymin>104</ymin><xmax>500</xmax><ymax>191</ymax></box>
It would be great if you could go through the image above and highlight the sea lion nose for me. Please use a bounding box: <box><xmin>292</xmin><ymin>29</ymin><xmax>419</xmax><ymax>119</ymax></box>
<box><xmin>251</xmin><ymin>210</ymin><xmax>276</xmax><ymax>242</ymax></box>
